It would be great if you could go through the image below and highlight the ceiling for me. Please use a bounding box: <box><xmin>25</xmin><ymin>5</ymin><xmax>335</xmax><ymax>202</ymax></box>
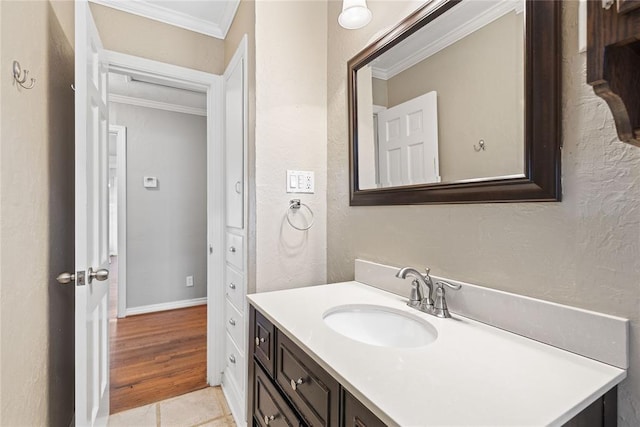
<box><xmin>90</xmin><ymin>0</ymin><xmax>240</xmax><ymax>39</ymax></box>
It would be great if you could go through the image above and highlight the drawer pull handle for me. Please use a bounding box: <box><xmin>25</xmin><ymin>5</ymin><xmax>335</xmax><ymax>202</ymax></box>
<box><xmin>255</xmin><ymin>337</ymin><xmax>265</xmax><ymax>347</ymax></box>
<box><xmin>229</xmin><ymin>318</ymin><xmax>236</xmax><ymax>326</ymax></box>
<box><xmin>229</xmin><ymin>354</ymin><xmax>236</xmax><ymax>364</ymax></box>
<box><xmin>229</xmin><ymin>282</ymin><xmax>236</xmax><ymax>290</ymax></box>
<box><xmin>229</xmin><ymin>246</ymin><xmax>236</xmax><ymax>253</ymax></box>
<box><xmin>290</xmin><ymin>378</ymin><xmax>304</xmax><ymax>391</ymax></box>
<box><xmin>264</xmin><ymin>415</ymin><xmax>275</xmax><ymax>425</ymax></box>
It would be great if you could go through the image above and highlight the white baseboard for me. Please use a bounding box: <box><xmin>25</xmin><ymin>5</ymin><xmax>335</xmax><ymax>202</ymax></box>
<box><xmin>221</xmin><ymin>377</ymin><xmax>247</xmax><ymax>427</ymax></box>
<box><xmin>126</xmin><ymin>297</ymin><xmax>207</xmax><ymax>316</ymax></box>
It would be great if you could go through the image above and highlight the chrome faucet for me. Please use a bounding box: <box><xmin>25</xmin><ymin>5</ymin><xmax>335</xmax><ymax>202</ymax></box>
<box><xmin>396</xmin><ymin>267</ymin><xmax>461</xmax><ymax>318</ymax></box>
<box><xmin>395</xmin><ymin>267</ymin><xmax>435</xmax><ymax>309</ymax></box>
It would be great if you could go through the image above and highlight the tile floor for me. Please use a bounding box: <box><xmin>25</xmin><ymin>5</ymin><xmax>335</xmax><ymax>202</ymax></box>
<box><xmin>108</xmin><ymin>387</ymin><xmax>236</xmax><ymax>427</ymax></box>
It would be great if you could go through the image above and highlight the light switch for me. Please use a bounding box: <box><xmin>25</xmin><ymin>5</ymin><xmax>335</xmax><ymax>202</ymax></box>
<box><xmin>286</xmin><ymin>170</ymin><xmax>314</xmax><ymax>193</ymax></box>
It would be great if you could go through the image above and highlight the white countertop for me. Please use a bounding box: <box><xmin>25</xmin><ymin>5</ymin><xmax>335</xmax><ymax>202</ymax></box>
<box><xmin>248</xmin><ymin>282</ymin><xmax>626</xmax><ymax>427</ymax></box>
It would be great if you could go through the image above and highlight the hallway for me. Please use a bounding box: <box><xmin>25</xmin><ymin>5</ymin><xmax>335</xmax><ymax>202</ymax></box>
<box><xmin>109</xmin><ymin>259</ymin><xmax>208</xmax><ymax>414</ymax></box>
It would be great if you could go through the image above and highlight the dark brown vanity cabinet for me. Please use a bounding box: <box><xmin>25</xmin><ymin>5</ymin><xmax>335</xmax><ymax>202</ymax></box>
<box><xmin>249</xmin><ymin>305</ymin><xmax>617</xmax><ymax>427</ymax></box>
<box><xmin>249</xmin><ymin>306</ymin><xmax>386</xmax><ymax>427</ymax></box>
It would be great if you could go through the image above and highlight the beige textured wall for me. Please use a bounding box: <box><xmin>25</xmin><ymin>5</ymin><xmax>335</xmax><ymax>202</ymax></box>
<box><xmin>371</xmin><ymin>76</ymin><xmax>387</xmax><ymax>107</ymax></box>
<box><xmin>90</xmin><ymin>2</ymin><xmax>225</xmax><ymax>74</ymax></box>
<box><xmin>0</xmin><ymin>1</ymin><xmax>75</xmax><ymax>426</ymax></box>
<box><xmin>255</xmin><ymin>0</ymin><xmax>327</xmax><ymax>292</ymax></box>
<box><xmin>385</xmin><ymin>11</ymin><xmax>525</xmax><ymax>182</ymax></box>
<box><xmin>0</xmin><ymin>2</ymin><xmax>3</xmax><ymax>420</ymax></box>
<box><xmin>50</xmin><ymin>0</ymin><xmax>74</xmax><ymax>49</ymax></box>
<box><xmin>225</xmin><ymin>0</ymin><xmax>257</xmax><ymax>294</ymax></box>
<box><xmin>327</xmin><ymin>1</ymin><xmax>640</xmax><ymax>424</ymax></box>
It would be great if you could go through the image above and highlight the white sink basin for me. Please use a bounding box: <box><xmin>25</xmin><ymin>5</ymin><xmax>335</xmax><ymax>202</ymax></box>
<box><xmin>322</xmin><ymin>304</ymin><xmax>438</xmax><ymax>348</ymax></box>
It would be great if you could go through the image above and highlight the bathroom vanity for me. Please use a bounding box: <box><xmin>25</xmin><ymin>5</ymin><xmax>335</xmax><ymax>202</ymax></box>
<box><xmin>247</xmin><ymin>270</ymin><xmax>627</xmax><ymax>427</ymax></box>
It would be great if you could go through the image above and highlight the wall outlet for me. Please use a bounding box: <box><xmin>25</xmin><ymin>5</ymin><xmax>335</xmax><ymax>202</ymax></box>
<box><xmin>286</xmin><ymin>170</ymin><xmax>314</xmax><ymax>193</ymax></box>
<box><xmin>186</xmin><ymin>275</ymin><xmax>194</xmax><ymax>287</ymax></box>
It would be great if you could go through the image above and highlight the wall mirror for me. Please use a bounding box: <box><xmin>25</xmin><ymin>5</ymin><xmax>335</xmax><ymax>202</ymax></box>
<box><xmin>348</xmin><ymin>0</ymin><xmax>561</xmax><ymax>205</ymax></box>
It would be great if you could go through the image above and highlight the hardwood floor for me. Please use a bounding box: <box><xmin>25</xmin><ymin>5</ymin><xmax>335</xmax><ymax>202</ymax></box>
<box><xmin>109</xmin><ymin>262</ymin><xmax>208</xmax><ymax>414</ymax></box>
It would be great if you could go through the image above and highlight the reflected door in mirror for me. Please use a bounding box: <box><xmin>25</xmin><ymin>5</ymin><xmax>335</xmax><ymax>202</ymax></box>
<box><xmin>377</xmin><ymin>91</ymin><xmax>439</xmax><ymax>188</ymax></box>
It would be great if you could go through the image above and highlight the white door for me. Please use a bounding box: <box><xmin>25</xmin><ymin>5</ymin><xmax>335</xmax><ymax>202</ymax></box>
<box><xmin>377</xmin><ymin>91</ymin><xmax>440</xmax><ymax>187</ymax></box>
<box><xmin>75</xmin><ymin>0</ymin><xmax>111</xmax><ymax>425</ymax></box>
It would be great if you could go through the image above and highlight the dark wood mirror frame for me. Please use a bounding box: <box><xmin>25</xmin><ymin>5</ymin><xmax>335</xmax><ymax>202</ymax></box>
<box><xmin>348</xmin><ymin>0</ymin><xmax>562</xmax><ymax>205</ymax></box>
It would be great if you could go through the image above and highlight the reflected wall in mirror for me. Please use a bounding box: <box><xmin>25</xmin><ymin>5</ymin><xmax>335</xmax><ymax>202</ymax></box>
<box><xmin>348</xmin><ymin>0</ymin><xmax>561</xmax><ymax>204</ymax></box>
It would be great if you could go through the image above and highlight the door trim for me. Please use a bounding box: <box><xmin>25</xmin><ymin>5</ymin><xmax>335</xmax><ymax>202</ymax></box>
<box><xmin>105</xmin><ymin>50</ymin><xmax>225</xmax><ymax>385</ymax></box>
<box><xmin>109</xmin><ymin>124</ymin><xmax>127</xmax><ymax>318</ymax></box>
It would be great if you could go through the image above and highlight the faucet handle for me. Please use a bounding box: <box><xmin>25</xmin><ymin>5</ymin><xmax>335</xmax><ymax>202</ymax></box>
<box><xmin>407</xmin><ymin>279</ymin><xmax>423</xmax><ymax>308</ymax></box>
<box><xmin>432</xmin><ymin>281</ymin><xmax>461</xmax><ymax>318</ymax></box>
<box><xmin>435</xmin><ymin>280</ymin><xmax>461</xmax><ymax>291</ymax></box>
<box><xmin>424</xmin><ymin>267</ymin><xmax>431</xmax><ymax>276</ymax></box>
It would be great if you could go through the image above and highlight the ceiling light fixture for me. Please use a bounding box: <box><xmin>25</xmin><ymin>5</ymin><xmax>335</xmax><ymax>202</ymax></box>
<box><xmin>338</xmin><ymin>0</ymin><xmax>372</xmax><ymax>30</ymax></box>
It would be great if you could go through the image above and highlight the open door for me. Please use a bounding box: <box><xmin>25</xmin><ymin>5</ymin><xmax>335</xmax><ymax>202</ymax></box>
<box><xmin>75</xmin><ymin>0</ymin><xmax>110</xmax><ymax>424</ymax></box>
<box><xmin>377</xmin><ymin>91</ymin><xmax>440</xmax><ymax>187</ymax></box>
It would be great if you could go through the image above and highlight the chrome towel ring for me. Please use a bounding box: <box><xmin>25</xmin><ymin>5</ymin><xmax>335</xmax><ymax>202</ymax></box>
<box><xmin>286</xmin><ymin>199</ymin><xmax>314</xmax><ymax>231</ymax></box>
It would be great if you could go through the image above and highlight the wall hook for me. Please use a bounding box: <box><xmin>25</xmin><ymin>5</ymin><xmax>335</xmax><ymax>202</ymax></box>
<box><xmin>474</xmin><ymin>139</ymin><xmax>486</xmax><ymax>152</ymax></box>
<box><xmin>12</xmin><ymin>60</ymin><xmax>35</xmax><ymax>89</ymax></box>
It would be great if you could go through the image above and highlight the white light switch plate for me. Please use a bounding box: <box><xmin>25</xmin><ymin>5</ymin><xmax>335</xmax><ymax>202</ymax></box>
<box><xmin>286</xmin><ymin>170</ymin><xmax>314</xmax><ymax>193</ymax></box>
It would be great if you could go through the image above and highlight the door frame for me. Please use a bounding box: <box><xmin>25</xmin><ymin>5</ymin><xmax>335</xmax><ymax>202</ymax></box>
<box><xmin>109</xmin><ymin>124</ymin><xmax>127</xmax><ymax>318</ymax></box>
<box><xmin>105</xmin><ymin>50</ymin><xmax>225</xmax><ymax>385</ymax></box>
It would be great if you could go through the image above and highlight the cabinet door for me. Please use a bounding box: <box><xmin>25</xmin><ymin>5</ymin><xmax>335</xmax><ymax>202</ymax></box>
<box><xmin>563</xmin><ymin>386</ymin><xmax>617</xmax><ymax>427</ymax></box>
<box><xmin>343</xmin><ymin>391</ymin><xmax>386</xmax><ymax>427</ymax></box>
<box><xmin>252</xmin><ymin>306</ymin><xmax>276</xmax><ymax>376</ymax></box>
<box><xmin>224</xmin><ymin>49</ymin><xmax>245</xmax><ymax>229</ymax></box>
<box><xmin>254</xmin><ymin>362</ymin><xmax>301</xmax><ymax>427</ymax></box>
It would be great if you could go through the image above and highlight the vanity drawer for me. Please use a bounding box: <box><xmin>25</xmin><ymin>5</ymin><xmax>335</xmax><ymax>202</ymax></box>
<box><xmin>275</xmin><ymin>330</ymin><xmax>339</xmax><ymax>427</ymax></box>
<box><xmin>226</xmin><ymin>333</ymin><xmax>245</xmax><ymax>394</ymax></box>
<box><xmin>343</xmin><ymin>390</ymin><xmax>387</xmax><ymax>427</ymax></box>
<box><xmin>226</xmin><ymin>300</ymin><xmax>245</xmax><ymax>349</ymax></box>
<box><xmin>254</xmin><ymin>362</ymin><xmax>302</xmax><ymax>427</ymax></box>
<box><xmin>226</xmin><ymin>232</ymin><xmax>244</xmax><ymax>270</ymax></box>
<box><xmin>226</xmin><ymin>265</ymin><xmax>244</xmax><ymax>312</ymax></box>
<box><xmin>252</xmin><ymin>306</ymin><xmax>276</xmax><ymax>376</ymax></box>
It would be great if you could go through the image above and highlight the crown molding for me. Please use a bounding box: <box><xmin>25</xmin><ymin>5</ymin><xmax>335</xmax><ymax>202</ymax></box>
<box><xmin>219</xmin><ymin>0</ymin><xmax>242</xmax><ymax>39</ymax></box>
<box><xmin>109</xmin><ymin>93</ymin><xmax>207</xmax><ymax>116</ymax></box>
<box><xmin>372</xmin><ymin>0</ymin><xmax>524</xmax><ymax>80</ymax></box>
<box><xmin>90</xmin><ymin>0</ymin><xmax>240</xmax><ymax>39</ymax></box>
